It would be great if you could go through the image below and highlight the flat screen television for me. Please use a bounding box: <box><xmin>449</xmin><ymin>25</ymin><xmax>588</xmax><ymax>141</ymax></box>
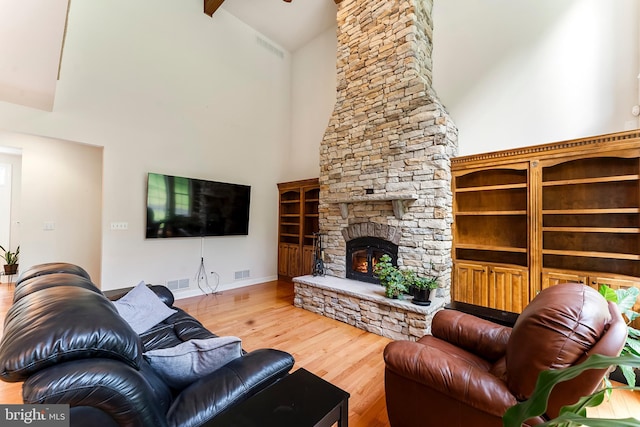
<box><xmin>146</xmin><ymin>172</ymin><xmax>251</xmax><ymax>238</ymax></box>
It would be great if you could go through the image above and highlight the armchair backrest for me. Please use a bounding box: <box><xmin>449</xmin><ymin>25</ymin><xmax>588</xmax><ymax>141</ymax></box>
<box><xmin>505</xmin><ymin>283</ymin><xmax>627</xmax><ymax>417</ymax></box>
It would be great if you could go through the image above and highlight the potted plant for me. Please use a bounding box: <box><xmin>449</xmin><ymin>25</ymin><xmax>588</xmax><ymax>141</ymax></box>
<box><xmin>411</xmin><ymin>276</ymin><xmax>439</xmax><ymax>306</ymax></box>
<box><xmin>0</xmin><ymin>245</ymin><xmax>19</xmax><ymax>275</ymax></box>
<box><xmin>373</xmin><ymin>254</ymin><xmax>407</xmax><ymax>299</ymax></box>
<box><xmin>373</xmin><ymin>254</ymin><xmax>438</xmax><ymax>304</ymax></box>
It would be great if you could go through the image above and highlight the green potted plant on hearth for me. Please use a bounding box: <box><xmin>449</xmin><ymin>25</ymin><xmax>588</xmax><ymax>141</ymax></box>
<box><xmin>411</xmin><ymin>275</ymin><xmax>439</xmax><ymax>306</ymax></box>
<box><xmin>0</xmin><ymin>245</ymin><xmax>19</xmax><ymax>275</ymax></box>
<box><xmin>373</xmin><ymin>254</ymin><xmax>439</xmax><ymax>304</ymax></box>
<box><xmin>373</xmin><ymin>254</ymin><xmax>407</xmax><ymax>299</ymax></box>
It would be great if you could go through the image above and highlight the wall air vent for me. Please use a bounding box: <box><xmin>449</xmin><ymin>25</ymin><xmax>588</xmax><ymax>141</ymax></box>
<box><xmin>256</xmin><ymin>36</ymin><xmax>285</xmax><ymax>59</ymax></box>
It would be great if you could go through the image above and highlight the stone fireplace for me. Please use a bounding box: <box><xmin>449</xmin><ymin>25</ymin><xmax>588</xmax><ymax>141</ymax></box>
<box><xmin>294</xmin><ymin>0</ymin><xmax>458</xmax><ymax>341</ymax></box>
<box><xmin>345</xmin><ymin>223</ymin><xmax>399</xmax><ymax>283</ymax></box>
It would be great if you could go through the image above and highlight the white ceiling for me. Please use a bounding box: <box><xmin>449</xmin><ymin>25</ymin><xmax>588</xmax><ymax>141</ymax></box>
<box><xmin>220</xmin><ymin>0</ymin><xmax>338</xmax><ymax>52</ymax></box>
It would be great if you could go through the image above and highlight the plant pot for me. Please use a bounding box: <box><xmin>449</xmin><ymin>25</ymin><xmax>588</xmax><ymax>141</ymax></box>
<box><xmin>412</xmin><ymin>288</ymin><xmax>432</xmax><ymax>306</ymax></box>
<box><xmin>3</xmin><ymin>264</ymin><xmax>18</xmax><ymax>275</ymax></box>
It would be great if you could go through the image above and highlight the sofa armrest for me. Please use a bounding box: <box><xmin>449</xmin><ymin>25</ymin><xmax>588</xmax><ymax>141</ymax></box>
<box><xmin>430</xmin><ymin>309</ymin><xmax>511</xmax><ymax>362</ymax></box>
<box><xmin>167</xmin><ymin>348</ymin><xmax>295</xmax><ymax>427</ymax></box>
<box><xmin>384</xmin><ymin>340</ymin><xmax>516</xmax><ymax>416</ymax></box>
<box><xmin>23</xmin><ymin>358</ymin><xmax>170</xmax><ymax>427</ymax></box>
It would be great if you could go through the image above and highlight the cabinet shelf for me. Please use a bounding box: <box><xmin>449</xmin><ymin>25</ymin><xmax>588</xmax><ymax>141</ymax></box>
<box><xmin>542</xmin><ymin>208</ymin><xmax>640</xmax><ymax>214</ymax></box>
<box><xmin>280</xmin><ymin>233</ymin><xmax>300</xmax><ymax>238</ymax></box>
<box><xmin>281</xmin><ymin>199</ymin><xmax>301</xmax><ymax>204</ymax></box>
<box><xmin>456</xmin><ymin>243</ymin><xmax>527</xmax><ymax>253</ymax></box>
<box><xmin>543</xmin><ymin>227</ymin><xmax>640</xmax><ymax>233</ymax></box>
<box><xmin>456</xmin><ymin>210</ymin><xmax>527</xmax><ymax>216</ymax></box>
<box><xmin>455</xmin><ymin>183</ymin><xmax>527</xmax><ymax>192</ymax></box>
<box><xmin>542</xmin><ymin>249</ymin><xmax>640</xmax><ymax>261</ymax></box>
<box><xmin>542</xmin><ymin>175</ymin><xmax>639</xmax><ymax>186</ymax></box>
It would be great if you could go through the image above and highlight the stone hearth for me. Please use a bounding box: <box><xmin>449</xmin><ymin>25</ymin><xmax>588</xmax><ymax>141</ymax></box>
<box><xmin>294</xmin><ymin>0</ymin><xmax>458</xmax><ymax>340</ymax></box>
<box><xmin>294</xmin><ymin>275</ymin><xmax>446</xmax><ymax>341</ymax></box>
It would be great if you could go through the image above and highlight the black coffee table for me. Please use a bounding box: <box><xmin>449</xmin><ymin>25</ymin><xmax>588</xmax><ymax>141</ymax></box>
<box><xmin>205</xmin><ymin>368</ymin><xmax>350</xmax><ymax>427</ymax></box>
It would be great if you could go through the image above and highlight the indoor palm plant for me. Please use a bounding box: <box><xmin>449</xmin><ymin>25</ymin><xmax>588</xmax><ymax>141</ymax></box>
<box><xmin>0</xmin><ymin>245</ymin><xmax>19</xmax><ymax>275</ymax></box>
<box><xmin>502</xmin><ymin>284</ymin><xmax>640</xmax><ymax>426</ymax></box>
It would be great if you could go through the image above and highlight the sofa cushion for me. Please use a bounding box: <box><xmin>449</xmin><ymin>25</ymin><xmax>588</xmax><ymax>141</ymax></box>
<box><xmin>0</xmin><ymin>286</ymin><xmax>143</xmax><ymax>382</ymax></box>
<box><xmin>144</xmin><ymin>336</ymin><xmax>243</xmax><ymax>389</ymax></box>
<box><xmin>15</xmin><ymin>262</ymin><xmax>91</xmax><ymax>286</ymax></box>
<box><xmin>112</xmin><ymin>282</ymin><xmax>177</xmax><ymax>334</ymax></box>
<box><xmin>13</xmin><ymin>272</ymin><xmax>102</xmax><ymax>303</ymax></box>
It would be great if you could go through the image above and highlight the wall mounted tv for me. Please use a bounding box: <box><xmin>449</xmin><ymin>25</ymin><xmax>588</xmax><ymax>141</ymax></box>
<box><xmin>146</xmin><ymin>172</ymin><xmax>251</xmax><ymax>238</ymax></box>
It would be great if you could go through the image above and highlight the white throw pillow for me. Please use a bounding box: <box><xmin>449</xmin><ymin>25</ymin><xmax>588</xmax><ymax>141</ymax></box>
<box><xmin>112</xmin><ymin>281</ymin><xmax>177</xmax><ymax>334</ymax></box>
<box><xmin>144</xmin><ymin>336</ymin><xmax>243</xmax><ymax>389</ymax></box>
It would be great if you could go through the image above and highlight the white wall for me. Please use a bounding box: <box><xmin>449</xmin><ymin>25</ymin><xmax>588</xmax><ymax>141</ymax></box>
<box><xmin>0</xmin><ymin>0</ymin><xmax>292</xmax><ymax>292</ymax></box>
<box><xmin>432</xmin><ymin>0</ymin><xmax>639</xmax><ymax>155</ymax></box>
<box><xmin>0</xmin><ymin>152</ymin><xmax>21</xmax><ymax>262</ymax></box>
<box><xmin>0</xmin><ymin>0</ymin><xmax>67</xmax><ymax>110</ymax></box>
<box><xmin>288</xmin><ymin>27</ymin><xmax>338</xmax><ymax>182</ymax></box>
<box><xmin>0</xmin><ymin>132</ymin><xmax>102</xmax><ymax>280</ymax></box>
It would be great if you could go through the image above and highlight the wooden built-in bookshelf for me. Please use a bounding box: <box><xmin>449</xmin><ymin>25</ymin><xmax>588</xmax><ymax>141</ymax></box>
<box><xmin>451</xmin><ymin>130</ymin><xmax>640</xmax><ymax>320</ymax></box>
<box><xmin>277</xmin><ymin>178</ymin><xmax>319</xmax><ymax>280</ymax></box>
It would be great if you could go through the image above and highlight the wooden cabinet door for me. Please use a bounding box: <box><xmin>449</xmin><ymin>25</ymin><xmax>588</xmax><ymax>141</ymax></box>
<box><xmin>302</xmin><ymin>245</ymin><xmax>315</xmax><ymax>275</ymax></box>
<box><xmin>279</xmin><ymin>243</ymin><xmax>301</xmax><ymax>277</ymax></box>
<box><xmin>278</xmin><ymin>243</ymin><xmax>290</xmax><ymax>276</ymax></box>
<box><xmin>540</xmin><ymin>271</ymin><xmax>587</xmax><ymax>294</ymax></box>
<box><xmin>489</xmin><ymin>265</ymin><xmax>529</xmax><ymax>313</ymax></box>
<box><xmin>287</xmin><ymin>244</ymin><xmax>300</xmax><ymax>277</ymax></box>
<box><xmin>453</xmin><ymin>262</ymin><xmax>488</xmax><ymax>306</ymax></box>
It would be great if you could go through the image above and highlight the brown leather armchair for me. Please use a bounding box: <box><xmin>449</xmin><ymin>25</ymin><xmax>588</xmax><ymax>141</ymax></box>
<box><xmin>383</xmin><ymin>283</ymin><xmax>628</xmax><ymax>427</ymax></box>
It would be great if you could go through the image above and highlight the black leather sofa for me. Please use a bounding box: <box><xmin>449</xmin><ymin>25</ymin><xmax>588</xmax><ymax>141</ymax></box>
<box><xmin>0</xmin><ymin>263</ymin><xmax>295</xmax><ymax>427</ymax></box>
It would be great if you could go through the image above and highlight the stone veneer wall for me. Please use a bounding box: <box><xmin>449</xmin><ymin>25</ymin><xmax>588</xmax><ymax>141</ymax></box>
<box><xmin>319</xmin><ymin>0</ymin><xmax>458</xmax><ymax>295</ymax></box>
<box><xmin>294</xmin><ymin>276</ymin><xmax>447</xmax><ymax>341</ymax></box>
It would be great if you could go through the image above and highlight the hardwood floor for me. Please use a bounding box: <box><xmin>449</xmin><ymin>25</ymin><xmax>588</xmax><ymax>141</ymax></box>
<box><xmin>0</xmin><ymin>279</ymin><xmax>638</xmax><ymax>426</ymax></box>
<box><xmin>0</xmin><ymin>280</ymin><xmax>392</xmax><ymax>426</ymax></box>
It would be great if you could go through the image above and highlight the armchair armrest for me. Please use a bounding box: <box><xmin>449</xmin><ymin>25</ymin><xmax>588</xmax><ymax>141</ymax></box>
<box><xmin>384</xmin><ymin>340</ymin><xmax>516</xmax><ymax>417</ymax></box>
<box><xmin>23</xmin><ymin>358</ymin><xmax>170</xmax><ymax>427</ymax></box>
<box><xmin>167</xmin><ymin>348</ymin><xmax>294</xmax><ymax>427</ymax></box>
<box><xmin>431</xmin><ymin>309</ymin><xmax>511</xmax><ymax>362</ymax></box>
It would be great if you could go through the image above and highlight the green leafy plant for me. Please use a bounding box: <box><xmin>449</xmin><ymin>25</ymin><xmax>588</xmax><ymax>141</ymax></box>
<box><xmin>373</xmin><ymin>255</ymin><xmax>438</xmax><ymax>298</ymax></box>
<box><xmin>0</xmin><ymin>245</ymin><xmax>19</xmax><ymax>265</ymax></box>
<box><xmin>373</xmin><ymin>254</ymin><xmax>407</xmax><ymax>298</ymax></box>
<box><xmin>502</xmin><ymin>284</ymin><xmax>640</xmax><ymax>427</ymax></box>
<box><xmin>503</xmin><ymin>354</ymin><xmax>640</xmax><ymax>427</ymax></box>
<box><xmin>414</xmin><ymin>275</ymin><xmax>439</xmax><ymax>291</ymax></box>
<box><xmin>599</xmin><ymin>284</ymin><xmax>640</xmax><ymax>387</ymax></box>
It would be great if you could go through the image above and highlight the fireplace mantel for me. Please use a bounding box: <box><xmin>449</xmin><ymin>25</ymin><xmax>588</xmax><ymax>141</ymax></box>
<box><xmin>327</xmin><ymin>193</ymin><xmax>418</xmax><ymax>220</ymax></box>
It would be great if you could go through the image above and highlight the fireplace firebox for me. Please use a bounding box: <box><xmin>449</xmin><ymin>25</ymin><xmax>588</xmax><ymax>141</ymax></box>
<box><xmin>346</xmin><ymin>237</ymin><xmax>398</xmax><ymax>284</ymax></box>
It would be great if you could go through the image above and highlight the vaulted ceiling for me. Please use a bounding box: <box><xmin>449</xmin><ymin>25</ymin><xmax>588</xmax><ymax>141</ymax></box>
<box><xmin>204</xmin><ymin>0</ymin><xmax>343</xmax><ymax>17</ymax></box>
<box><xmin>205</xmin><ymin>0</ymin><xmax>342</xmax><ymax>52</ymax></box>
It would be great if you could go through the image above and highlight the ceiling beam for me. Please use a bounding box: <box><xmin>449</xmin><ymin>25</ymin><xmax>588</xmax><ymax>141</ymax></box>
<box><xmin>205</xmin><ymin>0</ymin><xmax>341</xmax><ymax>16</ymax></box>
<box><xmin>204</xmin><ymin>0</ymin><xmax>225</xmax><ymax>17</ymax></box>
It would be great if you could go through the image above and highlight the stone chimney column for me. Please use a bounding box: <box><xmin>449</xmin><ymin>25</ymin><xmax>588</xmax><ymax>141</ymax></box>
<box><xmin>319</xmin><ymin>0</ymin><xmax>458</xmax><ymax>296</ymax></box>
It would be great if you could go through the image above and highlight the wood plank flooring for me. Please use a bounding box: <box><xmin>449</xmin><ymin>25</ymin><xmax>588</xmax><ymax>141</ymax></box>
<box><xmin>0</xmin><ymin>279</ymin><xmax>638</xmax><ymax>426</ymax></box>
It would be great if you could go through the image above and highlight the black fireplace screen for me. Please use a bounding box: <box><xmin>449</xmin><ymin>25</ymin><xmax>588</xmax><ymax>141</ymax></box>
<box><xmin>346</xmin><ymin>237</ymin><xmax>399</xmax><ymax>283</ymax></box>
